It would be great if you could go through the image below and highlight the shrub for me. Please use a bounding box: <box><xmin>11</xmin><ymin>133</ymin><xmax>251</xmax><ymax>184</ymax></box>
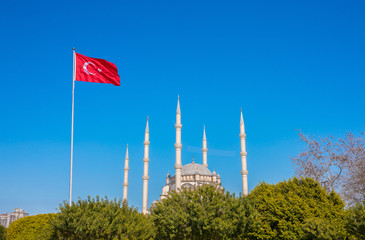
<box><xmin>151</xmin><ymin>184</ymin><xmax>257</xmax><ymax>239</ymax></box>
<box><xmin>249</xmin><ymin>177</ymin><xmax>348</xmax><ymax>239</ymax></box>
<box><xmin>346</xmin><ymin>201</ymin><xmax>365</xmax><ymax>239</ymax></box>
<box><xmin>52</xmin><ymin>196</ymin><xmax>155</xmax><ymax>239</ymax></box>
<box><xmin>0</xmin><ymin>225</ymin><xmax>5</xmax><ymax>240</ymax></box>
<box><xmin>6</xmin><ymin>213</ymin><xmax>55</xmax><ymax>240</ymax></box>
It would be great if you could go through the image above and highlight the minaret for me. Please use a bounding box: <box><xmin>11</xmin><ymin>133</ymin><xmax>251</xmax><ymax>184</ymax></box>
<box><xmin>122</xmin><ymin>145</ymin><xmax>129</xmax><ymax>202</ymax></box>
<box><xmin>240</xmin><ymin>109</ymin><xmax>248</xmax><ymax>195</ymax></box>
<box><xmin>202</xmin><ymin>125</ymin><xmax>208</xmax><ymax>167</ymax></box>
<box><xmin>175</xmin><ymin>96</ymin><xmax>182</xmax><ymax>190</ymax></box>
<box><xmin>142</xmin><ymin>117</ymin><xmax>150</xmax><ymax>214</ymax></box>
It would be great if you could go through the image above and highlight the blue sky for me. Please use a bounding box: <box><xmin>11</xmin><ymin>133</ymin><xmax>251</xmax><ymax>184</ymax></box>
<box><xmin>0</xmin><ymin>0</ymin><xmax>364</xmax><ymax>215</ymax></box>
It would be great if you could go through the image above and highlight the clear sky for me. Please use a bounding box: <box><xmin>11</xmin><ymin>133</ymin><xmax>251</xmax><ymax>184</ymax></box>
<box><xmin>1</xmin><ymin>0</ymin><xmax>364</xmax><ymax>215</ymax></box>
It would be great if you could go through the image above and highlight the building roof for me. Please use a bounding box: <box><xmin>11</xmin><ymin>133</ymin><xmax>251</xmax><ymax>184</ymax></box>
<box><xmin>181</xmin><ymin>163</ymin><xmax>212</xmax><ymax>176</ymax></box>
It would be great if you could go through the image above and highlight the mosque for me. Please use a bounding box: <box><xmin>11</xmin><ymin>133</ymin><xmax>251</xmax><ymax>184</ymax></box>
<box><xmin>122</xmin><ymin>97</ymin><xmax>248</xmax><ymax>214</ymax></box>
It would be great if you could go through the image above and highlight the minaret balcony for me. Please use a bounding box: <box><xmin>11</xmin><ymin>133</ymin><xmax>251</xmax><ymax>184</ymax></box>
<box><xmin>142</xmin><ymin>176</ymin><xmax>150</xmax><ymax>180</ymax></box>
<box><xmin>239</xmin><ymin>133</ymin><xmax>246</xmax><ymax>138</ymax></box>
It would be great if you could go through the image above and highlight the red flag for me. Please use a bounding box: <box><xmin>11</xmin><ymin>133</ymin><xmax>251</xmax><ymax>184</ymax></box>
<box><xmin>75</xmin><ymin>53</ymin><xmax>120</xmax><ymax>86</ymax></box>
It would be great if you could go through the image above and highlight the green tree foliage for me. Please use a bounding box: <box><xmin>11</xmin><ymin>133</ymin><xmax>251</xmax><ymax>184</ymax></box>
<box><xmin>249</xmin><ymin>177</ymin><xmax>347</xmax><ymax>240</ymax></box>
<box><xmin>6</xmin><ymin>213</ymin><xmax>55</xmax><ymax>240</ymax></box>
<box><xmin>346</xmin><ymin>201</ymin><xmax>365</xmax><ymax>239</ymax></box>
<box><xmin>151</xmin><ymin>184</ymin><xmax>257</xmax><ymax>240</ymax></box>
<box><xmin>52</xmin><ymin>196</ymin><xmax>155</xmax><ymax>240</ymax></box>
<box><xmin>0</xmin><ymin>225</ymin><xmax>5</xmax><ymax>240</ymax></box>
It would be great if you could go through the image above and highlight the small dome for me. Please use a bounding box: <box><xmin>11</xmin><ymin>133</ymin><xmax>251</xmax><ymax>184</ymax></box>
<box><xmin>181</xmin><ymin>163</ymin><xmax>212</xmax><ymax>176</ymax></box>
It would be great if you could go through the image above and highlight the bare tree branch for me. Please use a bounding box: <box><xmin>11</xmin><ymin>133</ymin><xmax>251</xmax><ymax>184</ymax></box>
<box><xmin>291</xmin><ymin>130</ymin><xmax>365</xmax><ymax>206</ymax></box>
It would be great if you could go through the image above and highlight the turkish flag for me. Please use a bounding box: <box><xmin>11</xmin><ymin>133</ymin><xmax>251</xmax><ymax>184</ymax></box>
<box><xmin>75</xmin><ymin>53</ymin><xmax>120</xmax><ymax>86</ymax></box>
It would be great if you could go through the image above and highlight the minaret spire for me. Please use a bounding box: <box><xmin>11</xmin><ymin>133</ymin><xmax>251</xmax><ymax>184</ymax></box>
<box><xmin>239</xmin><ymin>109</ymin><xmax>248</xmax><ymax>195</ymax></box>
<box><xmin>145</xmin><ymin>116</ymin><xmax>149</xmax><ymax>132</ymax></box>
<box><xmin>142</xmin><ymin>117</ymin><xmax>150</xmax><ymax>214</ymax></box>
<box><xmin>175</xmin><ymin>96</ymin><xmax>182</xmax><ymax>190</ymax></box>
<box><xmin>123</xmin><ymin>145</ymin><xmax>129</xmax><ymax>202</ymax></box>
<box><xmin>202</xmin><ymin>125</ymin><xmax>208</xmax><ymax>167</ymax></box>
<box><xmin>177</xmin><ymin>95</ymin><xmax>181</xmax><ymax>114</ymax></box>
<box><xmin>240</xmin><ymin>108</ymin><xmax>244</xmax><ymax>125</ymax></box>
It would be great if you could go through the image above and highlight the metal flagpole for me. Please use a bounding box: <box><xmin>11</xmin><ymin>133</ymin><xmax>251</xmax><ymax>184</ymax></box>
<box><xmin>69</xmin><ymin>48</ymin><xmax>76</xmax><ymax>204</ymax></box>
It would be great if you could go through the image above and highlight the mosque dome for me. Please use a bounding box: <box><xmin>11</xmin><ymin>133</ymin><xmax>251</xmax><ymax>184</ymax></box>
<box><xmin>181</xmin><ymin>163</ymin><xmax>212</xmax><ymax>176</ymax></box>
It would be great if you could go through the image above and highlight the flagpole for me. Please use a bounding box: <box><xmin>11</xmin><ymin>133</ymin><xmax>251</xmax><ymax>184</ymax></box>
<box><xmin>69</xmin><ymin>48</ymin><xmax>76</xmax><ymax>204</ymax></box>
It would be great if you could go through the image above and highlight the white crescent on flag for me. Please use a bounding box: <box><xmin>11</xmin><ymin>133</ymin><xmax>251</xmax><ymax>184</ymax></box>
<box><xmin>83</xmin><ymin>62</ymin><xmax>102</xmax><ymax>75</ymax></box>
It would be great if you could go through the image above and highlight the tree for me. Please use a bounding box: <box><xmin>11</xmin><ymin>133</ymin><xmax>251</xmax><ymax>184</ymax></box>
<box><xmin>346</xmin><ymin>201</ymin><xmax>365</xmax><ymax>239</ymax></box>
<box><xmin>340</xmin><ymin>132</ymin><xmax>365</xmax><ymax>205</ymax></box>
<box><xmin>52</xmin><ymin>196</ymin><xmax>155</xmax><ymax>240</ymax></box>
<box><xmin>292</xmin><ymin>130</ymin><xmax>365</xmax><ymax>205</ymax></box>
<box><xmin>248</xmin><ymin>177</ymin><xmax>348</xmax><ymax>239</ymax></box>
<box><xmin>0</xmin><ymin>225</ymin><xmax>5</xmax><ymax>240</ymax></box>
<box><xmin>6</xmin><ymin>213</ymin><xmax>55</xmax><ymax>240</ymax></box>
<box><xmin>151</xmin><ymin>184</ymin><xmax>257</xmax><ymax>239</ymax></box>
